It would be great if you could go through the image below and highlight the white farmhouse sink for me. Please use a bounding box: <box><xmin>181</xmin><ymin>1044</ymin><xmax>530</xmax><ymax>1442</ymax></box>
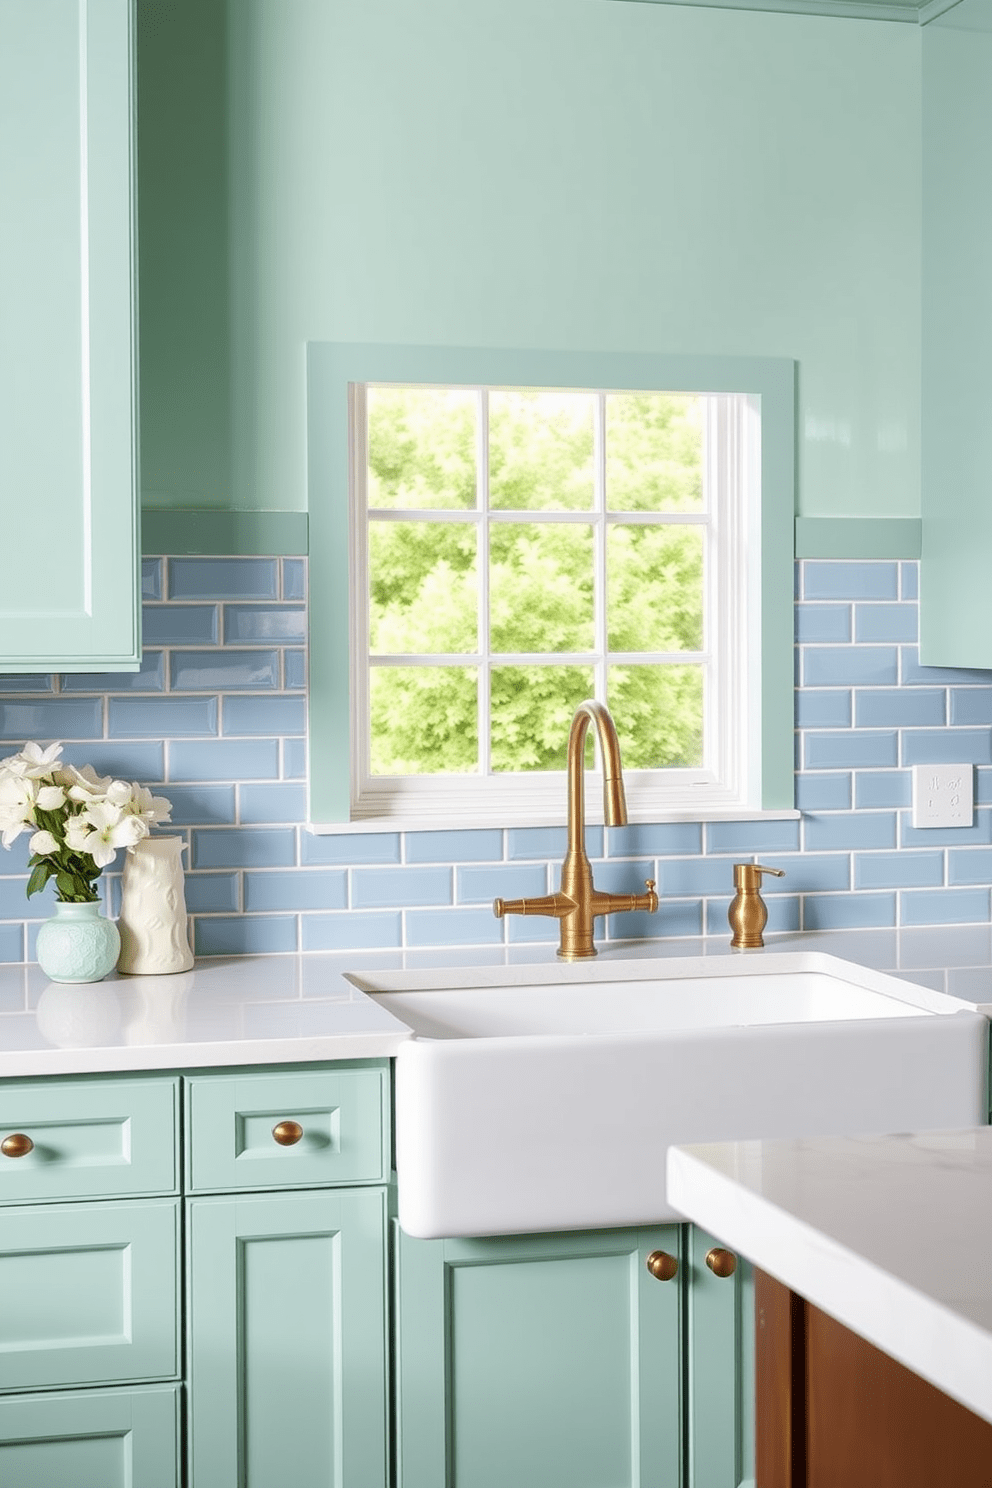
<box><xmin>354</xmin><ymin>952</ymin><xmax>989</xmax><ymax>1238</ymax></box>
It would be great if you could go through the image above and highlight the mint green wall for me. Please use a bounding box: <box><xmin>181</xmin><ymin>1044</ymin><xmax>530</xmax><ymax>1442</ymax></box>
<box><xmin>137</xmin><ymin>1</ymin><xmax>922</xmax><ymax>523</ymax></box>
<box><xmin>920</xmin><ymin>0</ymin><xmax>992</xmax><ymax>666</ymax></box>
<box><xmin>137</xmin><ymin>0</ymin><xmax>231</xmax><ymax>508</ymax></box>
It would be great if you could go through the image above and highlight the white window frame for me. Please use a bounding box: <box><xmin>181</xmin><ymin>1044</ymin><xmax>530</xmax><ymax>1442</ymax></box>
<box><xmin>347</xmin><ymin>382</ymin><xmax>763</xmax><ymax>828</ymax></box>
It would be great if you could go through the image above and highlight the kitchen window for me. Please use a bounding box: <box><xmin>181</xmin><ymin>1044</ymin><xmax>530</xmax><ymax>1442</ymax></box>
<box><xmin>306</xmin><ymin>345</ymin><xmax>795</xmax><ymax>831</ymax></box>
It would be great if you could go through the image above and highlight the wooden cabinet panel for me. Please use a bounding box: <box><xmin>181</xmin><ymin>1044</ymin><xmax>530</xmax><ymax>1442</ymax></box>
<box><xmin>394</xmin><ymin>1223</ymin><xmax>683</xmax><ymax>1488</ymax></box>
<box><xmin>755</xmin><ymin>1269</ymin><xmax>992</xmax><ymax>1488</ymax></box>
<box><xmin>187</xmin><ymin>1187</ymin><xmax>388</xmax><ymax>1488</ymax></box>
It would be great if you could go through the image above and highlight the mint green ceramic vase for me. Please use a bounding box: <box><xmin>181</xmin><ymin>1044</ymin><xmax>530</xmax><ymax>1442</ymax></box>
<box><xmin>36</xmin><ymin>901</ymin><xmax>121</xmax><ymax>984</ymax></box>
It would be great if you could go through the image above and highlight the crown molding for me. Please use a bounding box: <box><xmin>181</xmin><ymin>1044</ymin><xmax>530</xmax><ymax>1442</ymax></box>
<box><xmin>617</xmin><ymin>0</ymin><xmax>964</xmax><ymax>22</ymax></box>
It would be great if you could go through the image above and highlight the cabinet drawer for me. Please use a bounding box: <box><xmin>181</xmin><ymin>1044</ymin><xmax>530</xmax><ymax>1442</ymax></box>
<box><xmin>186</xmin><ymin>1065</ymin><xmax>390</xmax><ymax>1192</ymax></box>
<box><xmin>0</xmin><ymin>1198</ymin><xmax>179</xmax><ymax>1393</ymax></box>
<box><xmin>0</xmin><ymin>1076</ymin><xmax>179</xmax><ymax>1204</ymax></box>
<box><xmin>0</xmin><ymin>1385</ymin><xmax>179</xmax><ymax>1488</ymax></box>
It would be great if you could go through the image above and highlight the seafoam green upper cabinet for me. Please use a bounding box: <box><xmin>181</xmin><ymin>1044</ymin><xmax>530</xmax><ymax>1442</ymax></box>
<box><xmin>0</xmin><ymin>0</ymin><xmax>139</xmax><ymax>672</ymax></box>
<box><xmin>920</xmin><ymin>0</ymin><xmax>992</xmax><ymax>667</ymax></box>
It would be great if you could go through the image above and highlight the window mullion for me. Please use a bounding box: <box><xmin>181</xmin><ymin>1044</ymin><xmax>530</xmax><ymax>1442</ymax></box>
<box><xmin>594</xmin><ymin>391</ymin><xmax>608</xmax><ymax>705</ymax></box>
<box><xmin>352</xmin><ymin>383</ymin><xmax>371</xmax><ymax>806</ymax></box>
<box><xmin>478</xmin><ymin>388</ymin><xmax>491</xmax><ymax>779</ymax></box>
<box><xmin>704</xmin><ymin>395</ymin><xmax>717</xmax><ymax>782</ymax></box>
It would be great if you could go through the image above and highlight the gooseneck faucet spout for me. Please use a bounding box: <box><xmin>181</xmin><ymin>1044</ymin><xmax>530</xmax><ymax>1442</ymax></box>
<box><xmin>567</xmin><ymin>700</ymin><xmax>627</xmax><ymax>853</ymax></box>
<box><xmin>493</xmin><ymin>700</ymin><xmax>659</xmax><ymax>960</ymax></box>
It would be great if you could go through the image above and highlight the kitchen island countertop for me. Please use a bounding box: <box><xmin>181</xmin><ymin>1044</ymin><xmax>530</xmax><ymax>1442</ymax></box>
<box><xmin>667</xmin><ymin>1126</ymin><xmax>992</xmax><ymax>1428</ymax></box>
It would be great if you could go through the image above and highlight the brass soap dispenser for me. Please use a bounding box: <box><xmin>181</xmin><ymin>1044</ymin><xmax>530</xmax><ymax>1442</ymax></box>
<box><xmin>728</xmin><ymin>862</ymin><xmax>785</xmax><ymax>948</ymax></box>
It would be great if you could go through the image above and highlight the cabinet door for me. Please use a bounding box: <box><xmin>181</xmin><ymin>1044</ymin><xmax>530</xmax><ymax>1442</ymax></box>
<box><xmin>686</xmin><ymin>1226</ymin><xmax>755</xmax><ymax>1488</ymax></box>
<box><xmin>394</xmin><ymin>1223</ymin><xmax>683</xmax><ymax>1488</ymax></box>
<box><xmin>0</xmin><ymin>1076</ymin><xmax>179</xmax><ymax>1205</ymax></box>
<box><xmin>0</xmin><ymin>0</ymin><xmax>139</xmax><ymax>671</ymax></box>
<box><xmin>0</xmin><ymin>1198</ymin><xmax>178</xmax><ymax>1393</ymax></box>
<box><xmin>187</xmin><ymin>1187</ymin><xmax>388</xmax><ymax>1488</ymax></box>
<box><xmin>0</xmin><ymin>1385</ymin><xmax>178</xmax><ymax>1488</ymax></box>
<box><xmin>186</xmin><ymin>1065</ymin><xmax>390</xmax><ymax>1193</ymax></box>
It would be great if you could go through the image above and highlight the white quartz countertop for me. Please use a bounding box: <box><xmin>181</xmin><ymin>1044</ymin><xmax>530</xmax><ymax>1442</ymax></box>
<box><xmin>667</xmin><ymin>1128</ymin><xmax>992</xmax><ymax>1427</ymax></box>
<box><xmin>0</xmin><ymin>924</ymin><xmax>990</xmax><ymax>1077</ymax></box>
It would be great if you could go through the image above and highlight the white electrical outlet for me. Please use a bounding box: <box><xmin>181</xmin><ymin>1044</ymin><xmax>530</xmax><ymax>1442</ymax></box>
<box><xmin>911</xmin><ymin>763</ymin><xmax>974</xmax><ymax>829</ymax></box>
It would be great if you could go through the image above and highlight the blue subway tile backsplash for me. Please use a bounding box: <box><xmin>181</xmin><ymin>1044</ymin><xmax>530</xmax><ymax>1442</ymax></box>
<box><xmin>3</xmin><ymin>555</ymin><xmax>992</xmax><ymax>958</ymax></box>
<box><xmin>108</xmin><ymin>696</ymin><xmax>218</xmax><ymax>738</ymax></box>
<box><xmin>0</xmin><ymin>698</ymin><xmax>104</xmax><ymax>741</ymax></box>
<box><xmin>170</xmin><ymin>649</ymin><xmax>281</xmax><ymax>692</ymax></box>
<box><xmin>794</xmin><ymin>604</ymin><xmax>852</xmax><ymax>645</ymax></box>
<box><xmin>795</xmin><ymin>772</ymin><xmax>852</xmax><ymax>811</ymax></box>
<box><xmin>803</xmin><ymin>646</ymin><xmax>900</xmax><ymax>689</ymax></box>
<box><xmin>142</xmin><ymin>557</ymin><xmax>163</xmax><ymax>600</ymax></box>
<box><xmin>224</xmin><ymin>605</ymin><xmax>307</xmax><ymax>644</ymax></box>
<box><xmin>803</xmin><ymin>730</ymin><xmax>898</xmax><ymax>770</ymax></box>
<box><xmin>168</xmin><ymin>557</ymin><xmax>280</xmax><ymax>600</ymax></box>
<box><xmin>802</xmin><ymin>561</ymin><xmax>899</xmax><ymax>601</ymax></box>
<box><xmin>853</xmin><ymin>603</ymin><xmax>918</xmax><ymax>644</ymax></box>
<box><xmin>142</xmin><ymin>603</ymin><xmax>219</xmax><ymax>647</ymax></box>
<box><xmin>854</xmin><ymin>689</ymin><xmax>945</xmax><ymax>729</ymax></box>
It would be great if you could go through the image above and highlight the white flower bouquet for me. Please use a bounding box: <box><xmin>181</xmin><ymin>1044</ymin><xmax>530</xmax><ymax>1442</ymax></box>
<box><xmin>0</xmin><ymin>742</ymin><xmax>173</xmax><ymax>904</ymax></box>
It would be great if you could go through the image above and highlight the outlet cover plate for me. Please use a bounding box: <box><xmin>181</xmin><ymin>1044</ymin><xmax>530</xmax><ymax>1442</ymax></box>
<box><xmin>911</xmin><ymin>763</ymin><xmax>974</xmax><ymax>829</ymax></box>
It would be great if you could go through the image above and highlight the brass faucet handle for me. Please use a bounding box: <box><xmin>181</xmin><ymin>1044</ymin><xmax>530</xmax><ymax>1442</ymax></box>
<box><xmin>644</xmin><ymin>879</ymin><xmax>658</xmax><ymax>912</ymax></box>
<box><xmin>493</xmin><ymin>893</ymin><xmax>571</xmax><ymax>921</ymax></box>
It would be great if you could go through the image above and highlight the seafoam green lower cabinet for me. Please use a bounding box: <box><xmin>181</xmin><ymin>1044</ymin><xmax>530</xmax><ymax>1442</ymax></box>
<box><xmin>686</xmin><ymin>1227</ymin><xmax>755</xmax><ymax>1488</ymax></box>
<box><xmin>187</xmin><ymin>1186</ymin><xmax>389</xmax><ymax>1488</ymax></box>
<box><xmin>394</xmin><ymin>1223</ymin><xmax>683</xmax><ymax>1488</ymax></box>
<box><xmin>0</xmin><ymin>1199</ymin><xmax>178</xmax><ymax>1393</ymax></box>
<box><xmin>0</xmin><ymin>1385</ymin><xmax>179</xmax><ymax>1488</ymax></box>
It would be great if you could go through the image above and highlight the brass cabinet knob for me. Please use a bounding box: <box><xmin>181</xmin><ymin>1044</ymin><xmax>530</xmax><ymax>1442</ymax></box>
<box><xmin>705</xmin><ymin>1247</ymin><xmax>737</xmax><ymax>1278</ymax></box>
<box><xmin>271</xmin><ymin>1120</ymin><xmax>304</xmax><ymax>1147</ymax></box>
<box><xmin>646</xmin><ymin>1249</ymin><xmax>679</xmax><ymax>1281</ymax></box>
<box><xmin>1</xmin><ymin>1132</ymin><xmax>34</xmax><ymax>1158</ymax></box>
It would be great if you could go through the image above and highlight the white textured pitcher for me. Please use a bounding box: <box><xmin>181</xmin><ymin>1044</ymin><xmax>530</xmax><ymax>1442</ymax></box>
<box><xmin>117</xmin><ymin>836</ymin><xmax>194</xmax><ymax>975</ymax></box>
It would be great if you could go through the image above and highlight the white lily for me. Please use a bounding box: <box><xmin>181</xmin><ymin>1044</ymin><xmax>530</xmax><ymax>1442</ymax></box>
<box><xmin>126</xmin><ymin>783</ymin><xmax>173</xmax><ymax>826</ymax></box>
<box><xmin>67</xmin><ymin>802</ymin><xmax>147</xmax><ymax>868</ymax></box>
<box><xmin>0</xmin><ymin>742</ymin><xmax>63</xmax><ymax>782</ymax></box>
<box><xmin>58</xmin><ymin>763</ymin><xmax>114</xmax><ymax>803</ymax></box>
<box><xmin>35</xmin><ymin>785</ymin><xmax>66</xmax><ymax>812</ymax></box>
<box><xmin>29</xmin><ymin>830</ymin><xmax>59</xmax><ymax>857</ymax></box>
<box><xmin>18</xmin><ymin>741</ymin><xmax>64</xmax><ymax>779</ymax></box>
<box><xmin>0</xmin><ymin>814</ymin><xmax>29</xmax><ymax>848</ymax></box>
<box><xmin>0</xmin><ymin>775</ymin><xmax>37</xmax><ymax>845</ymax></box>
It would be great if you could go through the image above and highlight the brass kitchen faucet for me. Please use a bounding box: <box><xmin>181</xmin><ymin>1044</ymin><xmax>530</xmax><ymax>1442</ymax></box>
<box><xmin>493</xmin><ymin>700</ymin><xmax>658</xmax><ymax>959</ymax></box>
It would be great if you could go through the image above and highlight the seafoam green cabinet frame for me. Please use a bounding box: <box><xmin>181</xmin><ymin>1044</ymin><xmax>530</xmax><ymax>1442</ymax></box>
<box><xmin>186</xmin><ymin>1187</ymin><xmax>390</xmax><ymax>1488</ymax></box>
<box><xmin>0</xmin><ymin>0</ymin><xmax>140</xmax><ymax>671</ymax></box>
<box><xmin>394</xmin><ymin>1219</ymin><xmax>755</xmax><ymax>1488</ymax></box>
<box><xmin>394</xmin><ymin>1222</ymin><xmax>684</xmax><ymax>1488</ymax></box>
<box><xmin>686</xmin><ymin>1226</ymin><xmax>755</xmax><ymax>1488</ymax></box>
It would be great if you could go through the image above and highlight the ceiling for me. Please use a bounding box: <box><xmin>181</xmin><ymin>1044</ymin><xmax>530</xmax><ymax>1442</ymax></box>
<box><xmin>626</xmin><ymin>0</ymin><xmax>963</xmax><ymax>22</ymax></box>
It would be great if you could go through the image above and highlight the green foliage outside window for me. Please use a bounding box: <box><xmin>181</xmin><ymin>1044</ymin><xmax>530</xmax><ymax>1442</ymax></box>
<box><xmin>366</xmin><ymin>386</ymin><xmax>706</xmax><ymax>776</ymax></box>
